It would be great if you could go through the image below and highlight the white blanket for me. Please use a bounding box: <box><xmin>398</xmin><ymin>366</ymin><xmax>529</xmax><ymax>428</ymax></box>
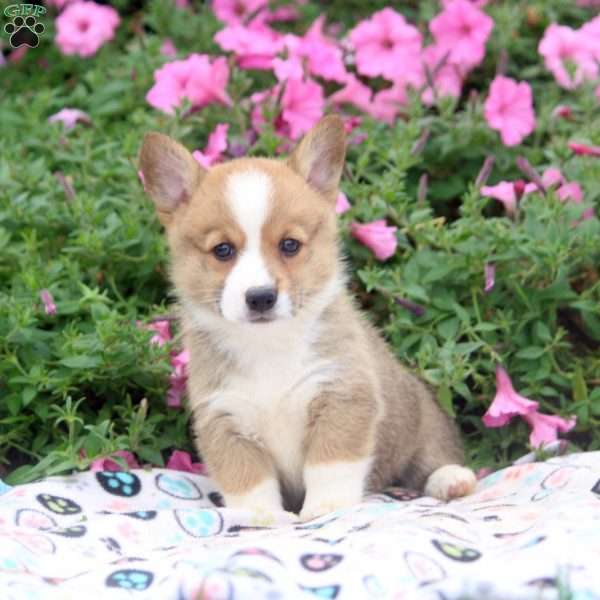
<box><xmin>1</xmin><ymin>451</ymin><xmax>600</xmax><ymax>599</ymax></box>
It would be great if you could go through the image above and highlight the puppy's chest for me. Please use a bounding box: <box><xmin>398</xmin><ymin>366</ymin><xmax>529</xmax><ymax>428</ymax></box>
<box><xmin>216</xmin><ymin>350</ymin><xmax>336</xmax><ymax>485</ymax></box>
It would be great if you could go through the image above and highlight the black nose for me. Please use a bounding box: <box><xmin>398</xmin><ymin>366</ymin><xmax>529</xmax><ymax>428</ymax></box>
<box><xmin>245</xmin><ymin>286</ymin><xmax>278</xmax><ymax>313</ymax></box>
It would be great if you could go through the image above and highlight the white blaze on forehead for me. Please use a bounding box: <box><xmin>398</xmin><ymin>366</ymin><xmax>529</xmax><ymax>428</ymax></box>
<box><xmin>221</xmin><ymin>170</ymin><xmax>275</xmax><ymax>322</ymax></box>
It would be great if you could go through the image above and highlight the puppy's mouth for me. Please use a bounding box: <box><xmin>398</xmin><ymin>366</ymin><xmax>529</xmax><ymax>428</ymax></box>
<box><xmin>246</xmin><ymin>313</ymin><xmax>277</xmax><ymax>324</ymax></box>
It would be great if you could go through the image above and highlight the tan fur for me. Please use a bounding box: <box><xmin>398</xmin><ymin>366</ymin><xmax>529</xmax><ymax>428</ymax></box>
<box><xmin>139</xmin><ymin>116</ymin><xmax>473</xmax><ymax>515</ymax></box>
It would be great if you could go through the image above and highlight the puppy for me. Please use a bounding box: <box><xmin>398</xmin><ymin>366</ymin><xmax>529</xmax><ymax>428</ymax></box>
<box><xmin>139</xmin><ymin>115</ymin><xmax>476</xmax><ymax>520</ymax></box>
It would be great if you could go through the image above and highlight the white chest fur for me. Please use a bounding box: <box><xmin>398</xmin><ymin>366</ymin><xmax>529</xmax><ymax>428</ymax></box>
<box><xmin>207</xmin><ymin>319</ymin><xmax>337</xmax><ymax>494</ymax></box>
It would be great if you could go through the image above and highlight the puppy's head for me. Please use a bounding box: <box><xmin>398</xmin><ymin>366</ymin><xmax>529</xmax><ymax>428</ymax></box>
<box><xmin>139</xmin><ymin>116</ymin><xmax>346</xmax><ymax>327</ymax></box>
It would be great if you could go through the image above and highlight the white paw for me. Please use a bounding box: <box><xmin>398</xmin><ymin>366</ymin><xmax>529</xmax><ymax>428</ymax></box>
<box><xmin>223</xmin><ymin>478</ymin><xmax>284</xmax><ymax>513</ymax></box>
<box><xmin>300</xmin><ymin>459</ymin><xmax>369</xmax><ymax>521</ymax></box>
<box><xmin>299</xmin><ymin>497</ymin><xmax>356</xmax><ymax>522</ymax></box>
<box><xmin>424</xmin><ymin>464</ymin><xmax>476</xmax><ymax>501</ymax></box>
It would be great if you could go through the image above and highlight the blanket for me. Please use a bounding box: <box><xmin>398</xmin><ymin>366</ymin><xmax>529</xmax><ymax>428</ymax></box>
<box><xmin>1</xmin><ymin>451</ymin><xmax>600</xmax><ymax>600</ymax></box>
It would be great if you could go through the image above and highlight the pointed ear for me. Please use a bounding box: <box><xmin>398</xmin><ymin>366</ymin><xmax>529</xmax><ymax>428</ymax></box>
<box><xmin>139</xmin><ymin>132</ymin><xmax>204</xmax><ymax>226</ymax></box>
<box><xmin>287</xmin><ymin>115</ymin><xmax>346</xmax><ymax>201</ymax></box>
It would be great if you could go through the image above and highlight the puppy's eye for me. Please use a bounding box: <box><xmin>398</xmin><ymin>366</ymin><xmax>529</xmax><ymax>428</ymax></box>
<box><xmin>213</xmin><ymin>242</ymin><xmax>236</xmax><ymax>261</ymax></box>
<box><xmin>279</xmin><ymin>238</ymin><xmax>301</xmax><ymax>256</ymax></box>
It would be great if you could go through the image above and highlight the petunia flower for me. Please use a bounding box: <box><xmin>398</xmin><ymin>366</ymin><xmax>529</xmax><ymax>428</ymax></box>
<box><xmin>480</xmin><ymin>181</ymin><xmax>518</xmax><ymax>215</ymax></box>
<box><xmin>484</xmin><ymin>76</ymin><xmax>536</xmax><ymax>147</ymax></box>
<box><xmin>166</xmin><ymin>450</ymin><xmax>206</xmax><ymax>475</ymax></box>
<box><xmin>39</xmin><ymin>289</ymin><xmax>57</xmax><ymax>315</ymax></box>
<box><xmin>421</xmin><ymin>44</ymin><xmax>464</xmax><ymax>105</ymax></box>
<box><xmin>214</xmin><ymin>21</ymin><xmax>283</xmax><ymax>70</ymax></box>
<box><xmin>55</xmin><ymin>1</ymin><xmax>120</xmax><ymax>58</ymax></box>
<box><xmin>160</xmin><ymin>38</ymin><xmax>177</xmax><ymax>58</ymax></box>
<box><xmin>272</xmin><ymin>55</ymin><xmax>304</xmax><ymax>82</ymax></box>
<box><xmin>329</xmin><ymin>74</ymin><xmax>373</xmax><ymax>114</ymax></box>
<box><xmin>429</xmin><ymin>0</ymin><xmax>493</xmax><ymax>71</ymax></box>
<box><xmin>48</xmin><ymin>108</ymin><xmax>92</xmax><ymax>130</ymax></box>
<box><xmin>146</xmin><ymin>320</ymin><xmax>172</xmax><ymax>347</ymax></box>
<box><xmin>523</xmin><ymin>412</ymin><xmax>576</xmax><ymax>449</ymax></box>
<box><xmin>351</xmin><ymin>220</ymin><xmax>398</xmax><ymax>261</ymax></box>
<box><xmin>90</xmin><ymin>450</ymin><xmax>140</xmax><ymax>472</ymax></box>
<box><xmin>146</xmin><ymin>54</ymin><xmax>231</xmax><ymax>115</ymax></box>
<box><xmin>349</xmin><ymin>8</ymin><xmax>423</xmax><ymax>84</ymax></box>
<box><xmin>552</xmin><ymin>105</ymin><xmax>573</xmax><ymax>120</ymax></box>
<box><xmin>367</xmin><ymin>82</ymin><xmax>408</xmax><ymax>124</ymax></box>
<box><xmin>568</xmin><ymin>142</ymin><xmax>600</xmax><ymax>158</ymax></box>
<box><xmin>284</xmin><ymin>16</ymin><xmax>347</xmax><ymax>83</ymax></box>
<box><xmin>484</xmin><ymin>263</ymin><xmax>495</xmax><ymax>293</ymax></box>
<box><xmin>538</xmin><ymin>24</ymin><xmax>598</xmax><ymax>90</ymax></box>
<box><xmin>280</xmin><ymin>77</ymin><xmax>324</xmax><ymax>140</ymax></box>
<box><xmin>192</xmin><ymin>123</ymin><xmax>229</xmax><ymax>168</ymax></box>
<box><xmin>557</xmin><ymin>182</ymin><xmax>583</xmax><ymax>204</ymax></box>
<box><xmin>212</xmin><ymin>0</ymin><xmax>268</xmax><ymax>25</ymax></box>
<box><xmin>167</xmin><ymin>349</ymin><xmax>189</xmax><ymax>408</ymax></box>
<box><xmin>482</xmin><ymin>365</ymin><xmax>539</xmax><ymax>428</ymax></box>
<box><xmin>335</xmin><ymin>192</ymin><xmax>350</xmax><ymax>215</ymax></box>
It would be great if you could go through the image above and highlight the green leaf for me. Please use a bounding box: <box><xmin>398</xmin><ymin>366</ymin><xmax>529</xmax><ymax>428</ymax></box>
<box><xmin>59</xmin><ymin>356</ymin><xmax>102</xmax><ymax>369</ymax></box>
<box><xmin>437</xmin><ymin>383</ymin><xmax>455</xmax><ymax>417</ymax></box>
<box><xmin>515</xmin><ymin>347</ymin><xmax>546</xmax><ymax>360</ymax></box>
<box><xmin>437</xmin><ymin>317</ymin><xmax>459</xmax><ymax>340</ymax></box>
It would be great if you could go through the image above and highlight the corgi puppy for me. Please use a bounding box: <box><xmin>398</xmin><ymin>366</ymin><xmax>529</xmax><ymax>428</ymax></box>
<box><xmin>139</xmin><ymin>116</ymin><xmax>476</xmax><ymax>520</ymax></box>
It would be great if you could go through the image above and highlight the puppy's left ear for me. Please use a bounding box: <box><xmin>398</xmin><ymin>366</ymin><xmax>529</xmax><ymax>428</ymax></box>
<box><xmin>287</xmin><ymin>115</ymin><xmax>346</xmax><ymax>202</ymax></box>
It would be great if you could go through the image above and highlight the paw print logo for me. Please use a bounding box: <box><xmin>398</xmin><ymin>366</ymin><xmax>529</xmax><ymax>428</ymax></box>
<box><xmin>4</xmin><ymin>16</ymin><xmax>45</xmax><ymax>48</ymax></box>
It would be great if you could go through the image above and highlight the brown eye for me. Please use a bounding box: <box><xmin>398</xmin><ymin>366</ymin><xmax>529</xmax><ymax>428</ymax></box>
<box><xmin>213</xmin><ymin>242</ymin><xmax>236</xmax><ymax>261</ymax></box>
<box><xmin>279</xmin><ymin>238</ymin><xmax>301</xmax><ymax>256</ymax></box>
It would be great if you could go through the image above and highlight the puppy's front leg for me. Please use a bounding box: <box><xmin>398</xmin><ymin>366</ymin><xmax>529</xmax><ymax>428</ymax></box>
<box><xmin>195</xmin><ymin>412</ymin><xmax>283</xmax><ymax>513</ymax></box>
<box><xmin>300</xmin><ymin>383</ymin><xmax>379</xmax><ymax>521</ymax></box>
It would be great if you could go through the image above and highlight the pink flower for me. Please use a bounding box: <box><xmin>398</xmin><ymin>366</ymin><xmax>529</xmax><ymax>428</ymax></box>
<box><xmin>557</xmin><ymin>182</ymin><xmax>583</xmax><ymax>204</ymax></box>
<box><xmin>146</xmin><ymin>54</ymin><xmax>231</xmax><ymax>115</ymax></box>
<box><xmin>167</xmin><ymin>349</ymin><xmax>189</xmax><ymax>408</ymax></box>
<box><xmin>336</xmin><ymin>192</ymin><xmax>351</xmax><ymax>214</ymax></box>
<box><xmin>538</xmin><ymin>24</ymin><xmax>598</xmax><ymax>90</ymax></box>
<box><xmin>39</xmin><ymin>289</ymin><xmax>57</xmax><ymax>315</ymax></box>
<box><xmin>569</xmin><ymin>142</ymin><xmax>600</xmax><ymax>158</ymax></box>
<box><xmin>367</xmin><ymin>82</ymin><xmax>407</xmax><ymax>124</ymax></box>
<box><xmin>214</xmin><ymin>22</ymin><xmax>283</xmax><ymax>70</ymax></box>
<box><xmin>286</xmin><ymin>17</ymin><xmax>347</xmax><ymax>83</ymax></box>
<box><xmin>280</xmin><ymin>78</ymin><xmax>325</xmax><ymax>140</ymax></box>
<box><xmin>421</xmin><ymin>44</ymin><xmax>464</xmax><ymax>105</ymax></box>
<box><xmin>273</xmin><ymin>55</ymin><xmax>304</xmax><ymax>82</ymax></box>
<box><xmin>484</xmin><ymin>76</ymin><xmax>536</xmax><ymax>147</ymax></box>
<box><xmin>523</xmin><ymin>412</ymin><xmax>576</xmax><ymax>448</ymax></box>
<box><xmin>146</xmin><ymin>320</ymin><xmax>172</xmax><ymax>347</ymax></box>
<box><xmin>212</xmin><ymin>0</ymin><xmax>268</xmax><ymax>25</ymax></box>
<box><xmin>166</xmin><ymin>450</ymin><xmax>206</xmax><ymax>475</ymax></box>
<box><xmin>484</xmin><ymin>263</ymin><xmax>495</xmax><ymax>293</ymax></box>
<box><xmin>482</xmin><ymin>365</ymin><xmax>539</xmax><ymax>428</ymax></box>
<box><xmin>351</xmin><ymin>220</ymin><xmax>398</xmax><ymax>261</ymax></box>
<box><xmin>160</xmin><ymin>38</ymin><xmax>177</xmax><ymax>58</ymax></box>
<box><xmin>90</xmin><ymin>450</ymin><xmax>140</xmax><ymax>472</ymax></box>
<box><xmin>192</xmin><ymin>123</ymin><xmax>229</xmax><ymax>168</ymax></box>
<box><xmin>329</xmin><ymin>74</ymin><xmax>373</xmax><ymax>114</ymax></box>
<box><xmin>552</xmin><ymin>105</ymin><xmax>573</xmax><ymax>120</ymax></box>
<box><xmin>48</xmin><ymin>108</ymin><xmax>91</xmax><ymax>130</ymax></box>
<box><xmin>481</xmin><ymin>181</ymin><xmax>518</xmax><ymax>215</ymax></box>
<box><xmin>429</xmin><ymin>0</ymin><xmax>493</xmax><ymax>70</ymax></box>
<box><xmin>55</xmin><ymin>1</ymin><xmax>120</xmax><ymax>58</ymax></box>
<box><xmin>349</xmin><ymin>8</ymin><xmax>423</xmax><ymax>84</ymax></box>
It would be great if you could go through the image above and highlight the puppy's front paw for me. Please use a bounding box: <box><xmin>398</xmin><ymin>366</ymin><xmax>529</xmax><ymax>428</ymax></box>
<box><xmin>299</xmin><ymin>497</ymin><xmax>356</xmax><ymax>522</ymax></box>
<box><xmin>223</xmin><ymin>478</ymin><xmax>284</xmax><ymax>514</ymax></box>
<box><xmin>425</xmin><ymin>464</ymin><xmax>476</xmax><ymax>501</ymax></box>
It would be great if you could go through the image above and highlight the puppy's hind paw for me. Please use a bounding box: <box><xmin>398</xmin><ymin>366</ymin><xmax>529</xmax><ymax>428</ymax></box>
<box><xmin>425</xmin><ymin>464</ymin><xmax>476</xmax><ymax>501</ymax></box>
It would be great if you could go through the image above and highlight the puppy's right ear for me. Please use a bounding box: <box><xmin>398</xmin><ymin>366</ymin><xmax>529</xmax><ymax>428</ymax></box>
<box><xmin>139</xmin><ymin>132</ymin><xmax>204</xmax><ymax>226</ymax></box>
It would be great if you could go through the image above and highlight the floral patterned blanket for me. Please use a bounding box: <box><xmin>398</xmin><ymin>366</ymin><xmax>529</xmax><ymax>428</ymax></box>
<box><xmin>1</xmin><ymin>451</ymin><xmax>599</xmax><ymax>600</ymax></box>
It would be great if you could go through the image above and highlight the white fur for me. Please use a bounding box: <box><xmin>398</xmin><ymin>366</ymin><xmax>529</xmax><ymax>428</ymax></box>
<box><xmin>425</xmin><ymin>464</ymin><xmax>477</xmax><ymax>501</ymax></box>
<box><xmin>224</xmin><ymin>477</ymin><xmax>283</xmax><ymax>513</ymax></box>
<box><xmin>300</xmin><ymin>458</ymin><xmax>371</xmax><ymax>521</ymax></box>
<box><xmin>221</xmin><ymin>170</ymin><xmax>291</xmax><ymax>323</ymax></box>
<box><xmin>187</xmin><ymin>273</ymin><xmax>344</xmax><ymax>498</ymax></box>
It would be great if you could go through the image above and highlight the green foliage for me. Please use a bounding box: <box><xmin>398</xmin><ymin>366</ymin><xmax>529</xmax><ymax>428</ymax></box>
<box><xmin>1</xmin><ymin>0</ymin><xmax>599</xmax><ymax>482</ymax></box>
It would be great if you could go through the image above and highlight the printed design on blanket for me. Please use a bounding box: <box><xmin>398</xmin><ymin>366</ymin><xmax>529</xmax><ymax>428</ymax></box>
<box><xmin>0</xmin><ymin>452</ymin><xmax>600</xmax><ymax>599</ymax></box>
